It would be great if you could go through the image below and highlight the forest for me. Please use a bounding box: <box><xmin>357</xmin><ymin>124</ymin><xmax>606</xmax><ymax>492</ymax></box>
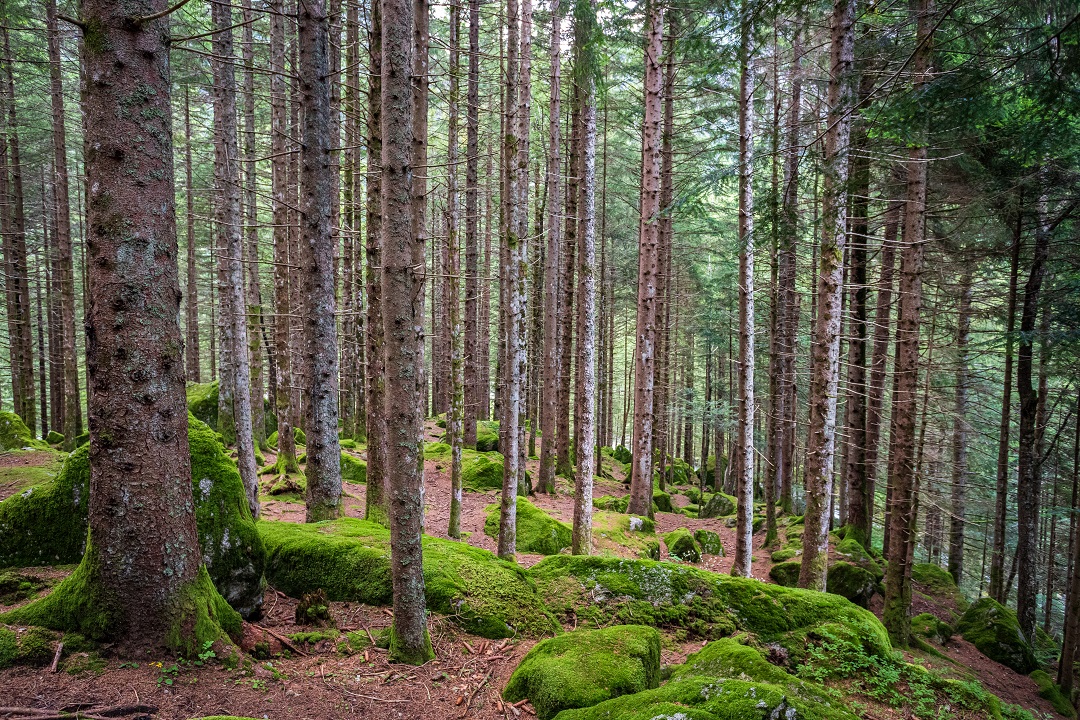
<box><xmin>0</xmin><ymin>0</ymin><xmax>1077</xmax><ymax>717</ymax></box>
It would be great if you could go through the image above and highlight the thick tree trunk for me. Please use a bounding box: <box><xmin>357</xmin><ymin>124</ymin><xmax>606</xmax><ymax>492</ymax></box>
<box><xmin>882</xmin><ymin>0</ymin><xmax>933</xmax><ymax>648</ymax></box>
<box><xmin>556</xmin><ymin>91</ymin><xmax>580</xmax><ymax>481</ymax></box>
<box><xmin>382</xmin><ymin>0</ymin><xmax>434</xmax><ymax>664</ymax></box>
<box><xmin>463</xmin><ymin>0</ymin><xmax>481</xmax><ymax>447</ymax></box>
<box><xmin>77</xmin><ymin>0</ymin><xmax>237</xmax><ymax>651</ymax></box>
<box><xmin>990</xmin><ymin>201</ymin><xmax>1023</xmax><ymax>602</ymax></box>
<box><xmin>628</xmin><ymin>0</ymin><xmax>665</xmax><ymax>518</ymax></box>
<box><xmin>1058</xmin><ymin>390</ymin><xmax>1080</xmax><ymax>693</ymax></box>
<box><xmin>340</xmin><ymin>0</ymin><xmax>360</xmax><ymax>441</ymax></box>
<box><xmin>732</xmin><ymin>3</ymin><xmax>755</xmax><ymax>578</ymax></box>
<box><xmin>799</xmin><ymin>0</ymin><xmax>856</xmax><ymax>591</ymax></box>
<box><xmin>46</xmin><ymin>0</ymin><xmax>79</xmax><ymax>450</ymax></box>
<box><xmin>947</xmin><ymin>273</ymin><xmax>972</xmax><ymax>583</ymax></box>
<box><xmin>270</xmin><ymin>0</ymin><xmax>299</xmax><ymax>475</ymax></box>
<box><xmin>538</xmin><ymin>0</ymin><xmax>562</xmax><ymax>495</ymax></box>
<box><xmin>298</xmin><ymin>0</ymin><xmax>343</xmax><ymax>522</ymax></box>
<box><xmin>184</xmin><ymin>88</ymin><xmax>201</xmax><ymax>384</ymax></box>
<box><xmin>572</xmin><ymin>0</ymin><xmax>598</xmax><ymax>554</ymax></box>
<box><xmin>213</xmin><ymin>0</ymin><xmax>260</xmax><ymax>518</ymax></box>
<box><xmin>447</xmin><ymin>0</ymin><xmax>464</xmax><ymax>538</ymax></box>
<box><xmin>1015</xmin><ymin>195</ymin><xmax>1052</xmax><ymax>641</ymax></box>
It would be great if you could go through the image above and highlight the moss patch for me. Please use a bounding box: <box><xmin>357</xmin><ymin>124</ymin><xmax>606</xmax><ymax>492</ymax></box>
<box><xmin>259</xmin><ymin>518</ymin><xmax>558</xmax><ymax>638</ymax></box>
<box><xmin>0</xmin><ymin>412</ymin><xmax>48</xmax><ymax>450</ymax></box>
<box><xmin>771</xmin><ymin>548</ymin><xmax>796</xmax><ymax>562</ymax></box>
<box><xmin>769</xmin><ymin>561</ymin><xmax>800</xmax><ymax>587</ymax></box>
<box><xmin>592</xmin><ymin>512</ymin><xmax>657</xmax><ymax>559</ymax></box>
<box><xmin>835</xmin><ymin>537</ymin><xmax>884</xmax><ymax>580</ymax></box>
<box><xmin>186</xmin><ymin>382</ymin><xmax>219</xmax><ymax>430</ymax></box>
<box><xmin>461</xmin><ymin>451</ymin><xmax>505</xmax><ymax>491</ymax></box>
<box><xmin>1030</xmin><ymin>669</ymin><xmax>1077</xmax><ymax>718</ymax></box>
<box><xmin>664</xmin><ymin>529</ymin><xmax>701</xmax><ymax>563</ymax></box>
<box><xmin>956</xmin><ymin>597</ymin><xmax>1038</xmax><ymax>674</ymax></box>
<box><xmin>652</xmin><ymin>491</ymin><xmax>673</xmax><ymax>513</ymax></box>
<box><xmin>593</xmin><ymin>494</ymin><xmax>629</xmax><ymax>513</ymax></box>
<box><xmin>0</xmin><ymin>416</ymin><xmax>266</xmax><ymax>619</ymax></box>
<box><xmin>341</xmin><ymin>453</ymin><xmax>367</xmax><ymax>484</ymax></box>
<box><xmin>693</xmin><ymin>529</ymin><xmax>723</xmax><ymax>556</ymax></box>
<box><xmin>483</xmin><ymin>498</ymin><xmax>571</xmax><ymax>555</ymax></box>
<box><xmin>0</xmin><ymin>570</ymin><xmax>48</xmax><ymax>604</ymax></box>
<box><xmin>698</xmin><ymin>491</ymin><xmax>736</xmax><ymax>519</ymax></box>
<box><xmin>911</xmin><ymin>612</ymin><xmax>953</xmax><ymax>645</ymax></box>
<box><xmin>503</xmin><ymin>625</ymin><xmax>661</xmax><ymax>720</ymax></box>
<box><xmin>825</xmin><ymin>561</ymin><xmax>880</xmax><ymax>609</ymax></box>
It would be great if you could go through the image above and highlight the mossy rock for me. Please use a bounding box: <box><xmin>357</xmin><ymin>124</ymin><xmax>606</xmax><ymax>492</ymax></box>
<box><xmin>424</xmin><ymin>441</ymin><xmax>452</xmax><ymax>458</ymax></box>
<box><xmin>693</xmin><ymin>529</ymin><xmax>723</xmax><ymax>556</ymax></box>
<box><xmin>0</xmin><ymin>415</ymin><xmax>266</xmax><ymax>618</ymax></box>
<box><xmin>0</xmin><ymin>569</ymin><xmax>47</xmax><ymax>604</ymax></box>
<box><xmin>45</xmin><ymin>431</ymin><xmax>65</xmax><ymax>445</ymax></box>
<box><xmin>74</xmin><ymin>431</ymin><xmax>89</xmax><ymax>448</ymax></box>
<box><xmin>698</xmin><ymin>491</ymin><xmax>736</xmax><ymax>519</ymax></box>
<box><xmin>483</xmin><ymin>498</ymin><xmax>571</xmax><ymax>555</ymax></box>
<box><xmin>912</xmin><ymin>612</ymin><xmax>953</xmax><ymax>645</ymax></box>
<box><xmin>186</xmin><ymin>381</ymin><xmax>220</xmax><ymax>430</ymax></box>
<box><xmin>956</xmin><ymin>597</ymin><xmax>1038</xmax><ymax>674</ymax></box>
<box><xmin>266</xmin><ymin>426</ymin><xmax>306</xmax><ymax>448</ymax></box>
<box><xmin>825</xmin><ymin>561</ymin><xmax>879</xmax><ymax>609</ymax></box>
<box><xmin>1034</xmin><ymin>626</ymin><xmax>1060</xmax><ymax>669</ymax></box>
<box><xmin>0</xmin><ymin>625</ymin><xmax>71</xmax><ymax>669</ymax></box>
<box><xmin>503</xmin><ymin>625</ymin><xmax>661</xmax><ymax>720</ymax></box>
<box><xmin>912</xmin><ymin>562</ymin><xmax>957</xmax><ymax>595</ymax></box>
<box><xmin>593</xmin><ymin>494</ymin><xmax>629</xmax><ymax>513</ymax></box>
<box><xmin>267</xmin><ymin>472</ymin><xmax>306</xmax><ymax>496</ymax></box>
<box><xmin>475</xmin><ymin>420</ymin><xmax>500</xmax><ymax>452</ymax></box>
<box><xmin>652</xmin><ymin>491</ymin><xmax>673</xmax><ymax>513</ymax></box>
<box><xmin>769</xmin><ymin>561</ymin><xmax>800</xmax><ymax>587</ymax></box>
<box><xmin>663</xmin><ymin>529</ymin><xmax>701</xmax><ymax>563</ymax></box>
<box><xmin>835</xmin><ymin>537</ymin><xmax>884</xmax><ymax>580</ymax></box>
<box><xmin>341</xmin><ymin>453</ymin><xmax>367</xmax><ymax>484</ymax></box>
<box><xmin>683</xmin><ymin>487</ymin><xmax>703</xmax><ymax>505</ymax></box>
<box><xmin>0</xmin><ymin>412</ymin><xmax>48</xmax><ymax>451</ymax></box>
<box><xmin>613</xmin><ymin>446</ymin><xmax>632</xmax><ymax>465</ymax></box>
<box><xmin>530</xmin><ymin>555</ymin><xmax>891</xmax><ymax>657</ymax></box>
<box><xmin>462</xmin><ymin>451</ymin><xmax>505</xmax><ymax>491</ymax></box>
<box><xmin>771</xmin><ymin>548</ymin><xmax>796</xmax><ymax>562</ymax></box>
<box><xmin>592</xmin><ymin>512</ymin><xmax>657</xmax><ymax>559</ymax></box>
<box><xmin>1030</xmin><ymin>669</ymin><xmax>1077</xmax><ymax>718</ymax></box>
<box><xmin>259</xmin><ymin>518</ymin><xmax>558</xmax><ymax>638</ymax></box>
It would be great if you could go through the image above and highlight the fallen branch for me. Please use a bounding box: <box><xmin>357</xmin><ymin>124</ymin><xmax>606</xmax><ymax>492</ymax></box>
<box><xmin>48</xmin><ymin>642</ymin><xmax>64</xmax><ymax>673</ymax></box>
<box><xmin>458</xmin><ymin>671</ymin><xmax>492</xmax><ymax>719</ymax></box>
<box><xmin>252</xmin><ymin>624</ymin><xmax>309</xmax><ymax>656</ymax></box>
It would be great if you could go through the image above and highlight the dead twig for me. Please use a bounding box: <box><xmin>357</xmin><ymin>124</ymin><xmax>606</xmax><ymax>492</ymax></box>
<box><xmin>48</xmin><ymin>642</ymin><xmax>64</xmax><ymax>673</ymax></box>
<box><xmin>458</xmin><ymin>671</ymin><xmax>492</xmax><ymax>719</ymax></box>
<box><xmin>252</xmin><ymin>623</ymin><xmax>310</xmax><ymax>656</ymax></box>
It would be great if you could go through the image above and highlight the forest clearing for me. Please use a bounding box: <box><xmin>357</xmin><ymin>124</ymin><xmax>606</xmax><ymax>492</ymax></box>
<box><xmin>0</xmin><ymin>0</ymin><xmax>1077</xmax><ymax>717</ymax></box>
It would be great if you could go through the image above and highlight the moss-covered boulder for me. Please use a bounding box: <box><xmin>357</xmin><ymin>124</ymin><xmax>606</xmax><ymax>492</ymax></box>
<box><xmin>592</xmin><ymin>512</ymin><xmax>657</xmax><ymax>559</ymax></box>
<box><xmin>835</xmin><ymin>536</ymin><xmax>884</xmax><ymax>580</ymax></box>
<box><xmin>825</xmin><ymin>561</ymin><xmax>879</xmax><ymax>609</ymax></box>
<box><xmin>956</xmin><ymin>598</ymin><xmax>1038</xmax><ymax>674</ymax></box>
<box><xmin>0</xmin><ymin>625</ymin><xmax>70</xmax><ymax>669</ymax></box>
<box><xmin>1030</xmin><ymin>669</ymin><xmax>1077</xmax><ymax>719</ymax></box>
<box><xmin>475</xmin><ymin>420</ymin><xmax>500</xmax><ymax>452</ymax></box>
<box><xmin>613</xmin><ymin>446</ymin><xmax>632</xmax><ymax>465</ymax></box>
<box><xmin>530</xmin><ymin>555</ymin><xmax>892</xmax><ymax>658</ymax></box>
<box><xmin>652</xmin><ymin>490</ymin><xmax>673</xmax><ymax>513</ymax></box>
<box><xmin>0</xmin><ymin>416</ymin><xmax>266</xmax><ymax>618</ymax></box>
<box><xmin>698</xmin><ymin>490</ymin><xmax>737</xmax><ymax>519</ymax></box>
<box><xmin>593</xmin><ymin>494</ymin><xmax>629</xmax><ymax>513</ymax></box>
<box><xmin>484</xmin><ymin>498</ymin><xmax>571</xmax><ymax>555</ymax></box>
<box><xmin>769</xmin><ymin>560</ymin><xmax>801</xmax><ymax>587</ymax></box>
<box><xmin>912</xmin><ymin>612</ymin><xmax>953</xmax><ymax>645</ymax></box>
<box><xmin>693</xmin><ymin>529</ymin><xmax>723</xmax><ymax>556</ymax></box>
<box><xmin>462</xmin><ymin>451</ymin><xmax>505</xmax><ymax>491</ymax></box>
<box><xmin>0</xmin><ymin>412</ymin><xmax>47</xmax><ymax>451</ymax></box>
<box><xmin>503</xmin><ymin>625</ymin><xmax>661</xmax><ymax>720</ymax></box>
<box><xmin>259</xmin><ymin>518</ymin><xmax>558</xmax><ymax>638</ymax></box>
<box><xmin>771</xmin><ymin>548</ymin><xmax>796</xmax><ymax>562</ymax></box>
<box><xmin>663</xmin><ymin>529</ymin><xmax>701</xmax><ymax>563</ymax></box>
<box><xmin>341</xmin><ymin>453</ymin><xmax>367</xmax><ymax>484</ymax></box>
<box><xmin>45</xmin><ymin>431</ymin><xmax>64</xmax><ymax>445</ymax></box>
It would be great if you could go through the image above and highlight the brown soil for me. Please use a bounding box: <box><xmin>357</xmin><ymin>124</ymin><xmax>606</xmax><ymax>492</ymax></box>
<box><xmin>0</xmin><ymin>431</ymin><xmax>1070</xmax><ymax>719</ymax></box>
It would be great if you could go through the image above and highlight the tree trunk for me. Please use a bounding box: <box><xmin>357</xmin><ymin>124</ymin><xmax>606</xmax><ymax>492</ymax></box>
<box><xmin>799</xmin><ymin>0</ymin><xmax>856</xmax><ymax>591</ymax></box>
<box><xmin>1058</xmin><ymin>390</ymin><xmax>1080</xmax><ymax>693</ymax></box>
<box><xmin>340</xmin><ymin>0</ymin><xmax>360</xmax><ymax>441</ymax></box>
<box><xmin>270</xmin><ymin>0</ymin><xmax>299</xmax><ymax>476</ymax></box>
<box><xmin>46</xmin><ymin>0</ymin><xmax>79</xmax><ymax>450</ymax></box>
<box><xmin>447</xmin><ymin>0</ymin><xmax>464</xmax><ymax>538</ymax></box>
<box><xmin>628</xmin><ymin>0</ymin><xmax>664</xmax><ymax>518</ymax></box>
<box><xmin>556</xmin><ymin>89</ymin><xmax>580</xmax><ymax>480</ymax></box>
<box><xmin>381</xmin><ymin>0</ymin><xmax>434</xmax><ymax>664</ymax></box>
<box><xmin>572</xmin><ymin>0</ymin><xmax>599</xmax><ymax>554</ymax></box>
<box><xmin>463</xmin><ymin>0</ymin><xmax>481</xmax><ymax>448</ymax></box>
<box><xmin>73</xmin><ymin>0</ymin><xmax>237</xmax><ymax>651</ymax></box>
<box><xmin>184</xmin><ymin>88</ymin><xmax>201</xmax><ymax>384</ymax></box>
<box><xmin>948</xmin><ymin>273</ymin><xmax>972</xmax><ymax>583</ymax></box>
<box><xmin>732</xmin><ymin>2</ymin><xmax>756</xmax><ymax>578</ymax></box>
<box><xmin>882</xmin><ymin>0</ymin><xmax>933</xmax><ymax>648</ymax></box>
<box><xmin>538</xmin><ymin>0</ymin><xmax>562</xmax><ymax>495</ymax></box>
<box><xmin>212</xmin><ymin>0</ymin><xmax>260</xmax><ymax>518</ymax></box>
<box><xmin>1015</xmin><ymin>191</ymin><xmax>1052</xmax><ymax>642</ymax></box>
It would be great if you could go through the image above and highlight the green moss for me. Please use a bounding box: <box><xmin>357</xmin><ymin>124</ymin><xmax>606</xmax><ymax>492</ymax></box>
<box><xmin>476</xmin><ymin>420</ymin><xmax>500</xmax><ymax>452</ymax></box>
<box><xmin>259</xmin><ymin>518</ymin><xmax>558</xmax><ymax>638</ymax></box>
<box><xmin>462</xmin><ymin>451</ymin><xmax>505</xmax><ymax>491</ymax></box>
<box><xmin>956</xmin><ymin>597</ymin><xmax>1038</xmax><ymax>674</ymax></box>
<box><xmin>664</xmin><ymin>529</ymin><xmax>701</xmax><ymax>563</ymax></box>
<box><xmin>0</xmin><ymin>416</ymin><xmax>266</xmax><ymax>618</ymax></box>
<box><xmin>1034</xmin><ymin>626</ymin><xmax>1061</xmax><ymax>669</ymax></box>
<box><xmin>389</xmin><ymin>624</ymin><xmax>434</xmax><ymax>665</ymax></box>
<box><xmin>503</xmin><ymin>625</ymin><xmax>661</xmax><ymax>720</ymax></box>
<box><xmin>530</xmin><ymin>556</ymin><xmax>891</xmax><ymax>658</ymax></box>
<box><xmin>769</xmin><ymin>561</ymin><xmax>800</xmax><ymax>587</ymax></box>
<box><xmin>267</xmin><ymin>472</ymin><xmax>306</xmax><ymax>496</ymax></box>
<box><xmin>288</xmin><ymin>628</ymin><xmax>341</xmax><ymax>645</ymax></box>
<box><xmin>652</xmin><ymin>491</ymin><xmax>673</xmax><ymax>513</ymax></box>
<box><xmin>15</xmin><ymin>625</ymin><xmax>57</xmax><ymax>665</ymax></box>
<box><xmin>1030</xmin><ymin>669</ymin><xmax>1077</xmax><ymax>718</ymax></box>
<box><xmin>186</xmin><ymin>381</ymin><xmax>219</xmax><ymax>430</ymax></box>
<box><xmin>835</xmin><ymin>537</ymin><xmax>884</xmax><ymax>580</ymax></box>
<box><xmin>698</xmin><ymin>491</ymin><xmax>736</xmax><ymax>519</ymax></box>
<box><xmin>45</xmin><ymin>430</ymin><xmax>65</xmax><ymax>445</ymax></box>
<box><xmin>613</xmin><ymin>446</ymin><xmax>632</xmax><ymax>465</ymax></box>
<box><xmin>484</xmin><ymin>498</ymin><xmax>571</xmax><ymax>555</ymax></box>
<box><xmin>336</xmin><ymin>629</ymin><xmax>371</xmax><ymax>654</ymax></box>
<box><xmin>911</xmin><ymin>612</ymin><xmax>953</xmax><ymax>644</ymax></box>
<box><xmin>341</xmin><ymin>453</ymin><xmax>367</xmax><ymax>484</ymax></box>
<box><xmin>339</xmin><ymin>438</ymin><xmax>357</xmax><ymax>450</ymax></box>
<box><xmin>266</xmin><ymin>427</ymin><xmax>306</xmax><ymax>448</ymax></box>
<box><xmin>593</xmin><ymin>494</ymin><xmax>630</xmax><ymax>513</ymax></box>
<box><xmin>771</xmin><ymin>548</ymin><xmax>796</xmax><ymax>562</ymax></box>
<box><xmin>165</xmin><ymin>565</ymin><xmax>243</xmax><ymax>656</ymax></box>
<box><xmin>75</xmin><ymin>431</ymin><xmax>89</xmax><ymax>448</ymax></box>
<box><xmin>693</xmin><ymin>529</ymin><xmax>723</xmax><ymax>556</ymax></box>
<box><xmin>825</xmin><ymin>561</ymin><xmax>879</xmax><ymax>609</ymax></box>
<box><xmin>0</xmin><ymin>626</ymin><xmax>15</xmax><ymax>669</ymax></box>
<box><xmin>912</xmin><ymin>562</ymin><xmax>958</xmax><ymax>597</ymax></box>
<box><xmin>0</xmin><ymin>412</ymin><xmax>48</xmax><ymax>450</ymax></box>
<box><xmin>0</xmin><ymin>570</ymin><xmax>47</xmax><ymax>604</ymax></box>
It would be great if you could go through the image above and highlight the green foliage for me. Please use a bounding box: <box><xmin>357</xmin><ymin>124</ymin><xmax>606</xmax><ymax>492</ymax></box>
<box><xmin>503</xmin><ymin>625</ymin><xmax>661</xmax><ymax>720</ymax></box>
<box><xmin>956</xmin><ymin>598</ymin><xmax>1038</xmax><ymax>674</ymax></box>
<box><xmin>663</xmin><ymin>529</ymin><xmax>701</xmax><ymax>563</ymax></box>
<box><xmin>259</xmin><ymin>518</ymin><xmax>559</xmax><ymax>638</ymax></box>
<box><xmin>483</xmin><ymin>498</ymin><xmax>571</xmax><ymax>555</ymax></box>
<box><xmin>0</xmin><ymin>416</ymin><xmax>266</xmax><ymax>618</ymax></box>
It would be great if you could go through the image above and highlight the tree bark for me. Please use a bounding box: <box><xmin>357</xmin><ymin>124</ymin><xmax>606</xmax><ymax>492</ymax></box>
<box><xmin>463</xmin><ymin>0</ymin><xmax>481</xmax><ymax>447</ymax></box>
<box><xmin>1058</xmin><ymin>389</ymin><xmax>1080</xmax><ymax>693</ymax></box>
<box><xmin>947</xmin><ymin>272</ymin><xmax>972</xmax><ymax>583</ymax></box>
<box><xmin>799</xmin><ymin>0</ymin><xmax>856</xmax><ymax>591</ymax></box>
<box><xmin>212</xmin><ymin>0</ymin><xmax>260</xmax><ymax>518</ymax></box>
<box><xmin>184</xmin><ymin>88</ymin><xmax>201</xmax><ymax>384</ymax></box>
<box><xmin>447</xmin><ymin>0</ymin><xmax>464</xmax><ymax>538</ymax></box>
<box><xmin>628</xmin><ymin>0</ymin><xmax>665</xmax><ymax>518</ymax></box>
<box><xmin>382</xmin><ymin>0</ymin><xmax>434</xmax><ymax>664</ymax></box>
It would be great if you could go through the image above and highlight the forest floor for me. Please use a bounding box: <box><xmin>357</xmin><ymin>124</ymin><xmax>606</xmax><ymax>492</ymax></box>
<box><xmin>0</xmin><ymin>425</ymin><xmax>1068</xmax><ymax>720</ymax></box>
